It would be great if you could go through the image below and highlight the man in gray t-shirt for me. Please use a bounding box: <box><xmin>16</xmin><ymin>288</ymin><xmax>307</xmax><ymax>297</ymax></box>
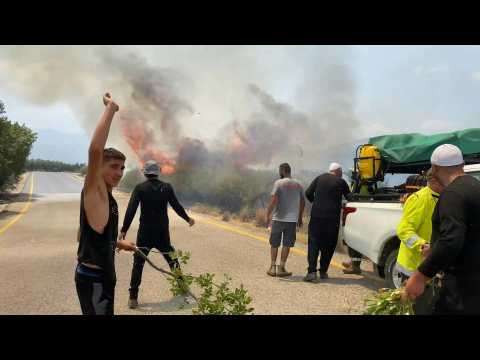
<box><xmin>266</xmin><ymin>163</ymin><xmax>305</xmax><ymax>277</ymax></box>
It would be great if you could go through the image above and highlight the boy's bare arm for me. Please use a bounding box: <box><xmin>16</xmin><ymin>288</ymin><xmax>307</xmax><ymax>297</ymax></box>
<box><xmin>84</xmin><ymin>93</ymin><xmax>119</xmax><ymax>194</ymax></box>
<box><xmin>83</xmin><ymin>93</ymin><xmax>119</xmax><ymax>233</ymax></box>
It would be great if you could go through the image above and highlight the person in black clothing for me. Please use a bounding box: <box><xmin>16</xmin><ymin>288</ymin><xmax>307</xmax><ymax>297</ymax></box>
<box><xmin>75</xmin><ymin>93</ymin><xmax>137</xmax><ymax>316</ymax></box>
<box><xmin>303</xmin><ymin>162</ymin><xmax>351</xmax><ymax>282</ymax></box>
<box><xmin>120</xmin><ymin>160</ymin><xmax>195</xmax><ymax>309</ymax></box>
<box><xmin>405</xmin><ymin>144</ymin><xmax>480</xmax><ymax>314</ymax></box>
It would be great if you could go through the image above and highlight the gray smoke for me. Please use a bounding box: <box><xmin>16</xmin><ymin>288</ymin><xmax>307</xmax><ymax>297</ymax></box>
<box><xmin>0</xmin><ymin>45</ymin><xmax>360</xmax><ymax>172</ymax></box>
<box><xmin>99</xmin><ymin>48</ymin><xmax>194</xmax><ymax>144</ymax></box>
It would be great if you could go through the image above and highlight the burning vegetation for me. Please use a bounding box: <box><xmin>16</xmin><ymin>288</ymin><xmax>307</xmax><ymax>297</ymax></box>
<box><xmin>0</xmin><ymin>45</ymin><xmax>360</xmax><ymax>213</ymax></box>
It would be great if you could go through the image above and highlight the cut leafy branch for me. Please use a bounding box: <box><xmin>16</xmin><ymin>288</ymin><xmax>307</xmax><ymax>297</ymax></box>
<box><xmin>135</xmin><ymin>249</ymin><xmax>254</xmax><ymax>315</ymax></box>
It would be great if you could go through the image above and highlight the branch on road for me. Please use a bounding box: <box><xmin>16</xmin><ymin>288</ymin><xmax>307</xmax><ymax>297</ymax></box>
<box><xmin>134</xmin><ymin>249</ymin><xmax>254</xmax><ymax>315</ymax></box>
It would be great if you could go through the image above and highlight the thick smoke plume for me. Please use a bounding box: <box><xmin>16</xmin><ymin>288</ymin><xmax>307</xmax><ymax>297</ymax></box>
<box><xmin>0</xmin><ymin>45</ymin><xmax>360</xmax><ymax>173</ymax></box>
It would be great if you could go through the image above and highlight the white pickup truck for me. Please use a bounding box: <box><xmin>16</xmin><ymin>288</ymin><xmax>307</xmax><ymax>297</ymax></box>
<box><xmin>343</xmin><ymin>164</ymin><xmax>480</xmax><ymax>288</ymax></box>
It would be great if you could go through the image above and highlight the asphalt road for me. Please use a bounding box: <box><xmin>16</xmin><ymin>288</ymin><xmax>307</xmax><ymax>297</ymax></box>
<box><xmin>0</xmin><ymin>172</ymin><xmax>380</xmax><ymax>315</ymax></box>
<box><xmin>33</xmin><ymin>171</ymin><xmax>84</xmax><ymax>194</ymax></box>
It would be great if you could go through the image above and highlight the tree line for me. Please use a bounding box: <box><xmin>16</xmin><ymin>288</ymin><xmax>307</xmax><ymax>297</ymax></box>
<box><xmin>0</xmin><ymin>100</ymin><xmax>37</xmax><ymax>191</ymax></box>
<box><xmin>120</xmin><ymin>166</ymin><xmax>277</xmax><ymax>213</ymax></box>
<box><xmin>24</xmin><ymin>159</ymin><xmax>85</xmax><ymax>172</ymax></box>
<box><xmin>119</xmin><ymin>165</ymin><xmax>316</xmax><ymax>221</ymax></box>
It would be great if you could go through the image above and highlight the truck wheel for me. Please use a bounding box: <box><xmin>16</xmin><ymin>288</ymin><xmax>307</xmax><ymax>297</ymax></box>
<box><xmin>373</xmin><ymin>263</ymin><xmax>385</xmax><ymax>279</ymax></box>
<box><xmin>384</xmin><ymin>249</ymin><xmax>403</xmax><ymax>289</ymax></box>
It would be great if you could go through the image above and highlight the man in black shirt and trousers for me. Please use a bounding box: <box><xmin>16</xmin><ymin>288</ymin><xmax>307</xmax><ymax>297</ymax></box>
<box><xmin>304</xmin><ymin>162</ymin><xmax>351</xmax><ymax>282</ymax></box>
<box><xmin>405</xmin><ymin>144</ymin><xmax>480</xmax><ymax>314</ymax></box>
<box><xmin>119</xmin><ymin>160</ymin><xmax>195</xmax><ymax>309</ymax></box>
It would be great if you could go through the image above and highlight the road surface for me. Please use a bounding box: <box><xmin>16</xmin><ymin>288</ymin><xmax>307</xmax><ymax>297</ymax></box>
<box><xmin>0</xmin><ymin>172</ymin><xmax>380</xmax><ymax>315</ymax></box>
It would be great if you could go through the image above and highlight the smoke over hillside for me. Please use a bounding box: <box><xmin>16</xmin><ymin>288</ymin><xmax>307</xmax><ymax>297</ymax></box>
<box><xmin>0</xmin><ymin>45</ymin><xmax>360</xmax><ymax>173</ymax></box>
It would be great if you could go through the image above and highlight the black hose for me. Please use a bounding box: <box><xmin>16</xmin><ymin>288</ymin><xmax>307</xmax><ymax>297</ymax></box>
<box><xmin>134</xmin><ymin>249</ymin><xmax>198</xmax><ymax>302</ymax></box>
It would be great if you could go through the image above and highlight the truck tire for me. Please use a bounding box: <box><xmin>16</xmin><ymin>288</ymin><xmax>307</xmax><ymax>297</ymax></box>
<box><xmin>384</xmin><ymin>249</ymin><xmax>403</xmax><ymax>289</ymax></box>
<box><xmin>373</xmin><ymin>263</ymin><xmax>385</xmax><ymax>279</ymax></box>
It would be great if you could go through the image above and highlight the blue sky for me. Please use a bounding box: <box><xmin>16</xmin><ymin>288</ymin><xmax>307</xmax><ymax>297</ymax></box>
<box><xmin>353</xmin><ymin>45</ymin><xmax>480</xmax><ymax>135</ymax></box>
<box><xmin>1</xmin><ymin>45</ymin><xmax>480</xmax><ymax>163</ymax></box>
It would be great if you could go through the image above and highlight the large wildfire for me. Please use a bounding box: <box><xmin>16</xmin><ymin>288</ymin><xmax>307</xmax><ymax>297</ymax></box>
<box><xmin>119</xmin><ymin>111</ymin><xmax>265</xmax><ymax>174</ymax></box>
<box><xmin>115</xmin><ymin>67</ymin><xmax>305</xmax><ymax>174</ymax></box>
<box><xmin>120</xmin><ymin>113</ymin><xmax>176</xmax><ymax>174</ymax></box>
<box><xmin>0</xmin><ymin>45</ymin><xmax>360</xmax><ymax>173</ymax></box>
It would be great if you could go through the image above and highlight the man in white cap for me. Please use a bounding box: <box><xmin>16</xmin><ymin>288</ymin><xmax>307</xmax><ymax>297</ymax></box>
<box><xmin>119</xmin><ymin>160</ymin><xmax>195</xmax><ymax>309</ymax></box>
<box><xmin>405</xmin><ymin>144</ymin><xmax>480</xmax><ymax>314</ymax></box>
<box><xmin>303</xmin><ymin>162</ymin><xmax>351</xmax><ymax>282</ymax></box>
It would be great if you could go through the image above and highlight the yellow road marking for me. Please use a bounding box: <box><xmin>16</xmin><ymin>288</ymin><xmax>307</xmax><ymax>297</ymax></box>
<box><xmin>195</xmin><ymin>214</ymin><xmax>381</xmax><ymax>282</ymax></box>
<box><xmin>195</xmin><ymin>215</ymin><xmax>343</xmax><ymax>267</ymax></box>
<box><xmin>197</xmin><ymin>217</ymin><xmax>270</xmax><ymax>244</ymax></box>
<box><xmin>71</xmin><ymin>175</ymin><xmax>84</xmax><ymax>183</ymax></box>
<box><xmin>0</xmin><ymin>173</ymin><xmax>34</xmax><ymax>236</ymax></box>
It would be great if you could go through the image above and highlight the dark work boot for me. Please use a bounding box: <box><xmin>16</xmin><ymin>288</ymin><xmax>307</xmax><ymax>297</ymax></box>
<box><xmin>303</xmin><ymin>272</ymin><xmax>318</xmax><ymax>282</ymax></box>
<box><xmin>128</xmin><ymin>296</ymin><xmax>138</xmax><ymax>309</ymax></box>
<box><xmin>319</xmin><ymin>271</ymin><xmax>329</xmax><ymax>279</ymax></box>
<box><xmin>342</xmin><ymin>263</ymin><xmax>361</xmax><ymax>275</ymax></box>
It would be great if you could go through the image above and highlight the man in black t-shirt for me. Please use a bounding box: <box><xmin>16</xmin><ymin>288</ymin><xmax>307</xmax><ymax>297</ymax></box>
<box><xmin>119</xmin><ymin>160</ymin><xmax>195</xmax><ymax>309</ymax></box>
<box><xmin>405</xmin><ymin>144</ymin><xmax>480</xmax><ymax>314</ymax></box>
<box><xmin>304</xmin><ymin>162</ymin><xmax>351</xmax><ymax>282</ymax></box>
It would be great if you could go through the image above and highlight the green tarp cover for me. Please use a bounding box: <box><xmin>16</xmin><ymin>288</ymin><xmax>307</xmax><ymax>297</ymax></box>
<box><xmin>369</xmin><ymin>128</ymin><xmax>480</xmax><ymax>173</ymax></box>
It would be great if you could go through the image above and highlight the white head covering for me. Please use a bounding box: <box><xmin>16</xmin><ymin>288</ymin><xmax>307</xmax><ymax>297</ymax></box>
<box><xmin>329</xmin><ymin>162</ymin><xmax>342</xmax><ymax>172</ymax></box>
<box><xmin>430</xmin><ymin>144</ymin><xmax>464</xmax><ymax>167</ymax></box>
<box><xmin>143</xmin><ymin>160</ymin><xmax>161</xmax><ymax>176</ymax></box>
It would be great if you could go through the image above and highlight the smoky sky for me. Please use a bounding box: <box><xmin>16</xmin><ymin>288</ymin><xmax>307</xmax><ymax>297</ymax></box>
<box><xmin>0</xmin><ymin>45</ymin><xmax>360</xmax><ymax>171</ymax></box>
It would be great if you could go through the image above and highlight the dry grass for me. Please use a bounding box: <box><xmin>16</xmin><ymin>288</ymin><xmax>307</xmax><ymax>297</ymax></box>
<box><xmin>237</xmin><ymin>207</ymin><xmax>255</xmax><ymax>222</ymax></box>
<box><xmin>254</xmin><ymin>208</ymin><xmax>268</xmax><ymax>227</ymax></box>
<box><xmin>222</xmin><ymin>211</ymin><xmax>231</xmax><ymax>222</ymax></box>
<box><xmin>190</xmin><ymin>203</ymin><xmax>221</xmax><ymax>216</ymax></box>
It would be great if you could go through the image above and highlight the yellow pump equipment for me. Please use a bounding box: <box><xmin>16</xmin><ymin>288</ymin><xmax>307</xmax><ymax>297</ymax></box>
<box><xmin>352</xmin><ymin>144</ymin><xmax>385</xmax><ymax>194</ymax></box>
<box><xmin>357</xmin><ymin>145</ymin><xmax>382</xmax><ymax>181</ymax></box>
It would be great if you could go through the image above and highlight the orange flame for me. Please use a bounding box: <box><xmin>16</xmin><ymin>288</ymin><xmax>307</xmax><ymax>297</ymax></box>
<box><xmin>228</xmin><ymin>123</ymin><xmax>252</xmax><ymax>167</ymax></box>
<box><xmin>119</xmin><ymin>113</ymin><xmax>266</xmax><ymax>173</ymax></box>
<box><xmin>120</xmin><ymin>114</ymin><xmax>176</xmax><ymax>174</ymax></box>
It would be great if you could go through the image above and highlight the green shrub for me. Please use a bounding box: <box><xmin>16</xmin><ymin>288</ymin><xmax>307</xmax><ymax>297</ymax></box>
<box><xmin>0</xmin><ymin>100</ymin><xmax>37</xmax><ymax>190</ymax></box>
<box><xmin>166</xmin><ymin>250</ymin><xmax>254</xmax><ymax>315</ymax></box>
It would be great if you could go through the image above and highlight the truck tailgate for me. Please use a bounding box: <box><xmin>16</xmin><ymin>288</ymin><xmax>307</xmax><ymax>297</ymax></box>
<box><xmin>343</xmin><ymin>202</ymin><xmax>403</xmax><ymax>264</ymax></box>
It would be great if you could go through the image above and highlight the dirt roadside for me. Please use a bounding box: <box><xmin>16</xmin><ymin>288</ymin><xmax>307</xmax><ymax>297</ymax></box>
<box><xmin>0</xmin><ymin>173</ymin><xmax>29</xmax><ymax>214</ymax></box>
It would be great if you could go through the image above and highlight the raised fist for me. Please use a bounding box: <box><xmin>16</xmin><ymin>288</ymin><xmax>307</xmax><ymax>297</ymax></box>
<box><xmin>103</xmin><ymin>92</ymin><xmax>119</xmax><ymax>112</ymax></box>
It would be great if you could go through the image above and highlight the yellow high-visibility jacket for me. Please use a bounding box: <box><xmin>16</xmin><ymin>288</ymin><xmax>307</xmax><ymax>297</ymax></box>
<box><xmin>396</xmin><ymin>186</ymin><xmax>439</xmax><ymax>276</ymax></box>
